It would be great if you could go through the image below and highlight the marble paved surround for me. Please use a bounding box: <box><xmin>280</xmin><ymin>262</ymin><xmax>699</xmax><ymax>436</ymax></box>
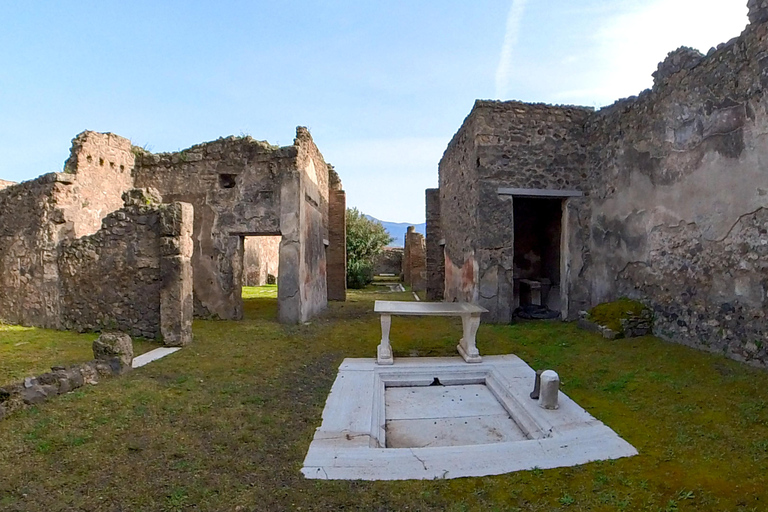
<box><xmin>302</xmin><ymin>355</ymin><xmax>637</xmax><ymax>480</ymax></box>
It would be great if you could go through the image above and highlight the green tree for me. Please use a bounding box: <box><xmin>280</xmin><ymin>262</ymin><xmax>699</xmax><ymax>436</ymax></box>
<box><xmin>346</xmin><ymin>208</ymin><xmax>393</xmax><ymax>289</ymax></box>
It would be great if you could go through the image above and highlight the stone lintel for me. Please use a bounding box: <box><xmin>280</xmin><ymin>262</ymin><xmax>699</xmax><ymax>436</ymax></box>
<box><xmin>497</xmin><ymin>187</ymin><xmax>583</xmax><ymax>198</ymax></box>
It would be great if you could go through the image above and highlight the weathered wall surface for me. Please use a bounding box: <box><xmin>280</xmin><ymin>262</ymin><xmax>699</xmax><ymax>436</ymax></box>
<box><xmin>373</xmin><ymin>247</ymin><xmax>403</xmax><ymax>276</ymax></box>
<box><xmin>437</xmin><ymin>7</ymin><xmax>768</xmax><ymax>365</ymax></box>
<box><xmin>243</xmin><ymin>236</ymin><xmax>280</xmax><ymax>286</ymax></box>
<box><xmin>135</xmin><ymin>127</ymin><xmax>332</xmax><ymax>324</ymax></box>
<box><xmin>425</xmin><ymin>188</ymin><xmax>444</xmax><ymax>300</ymax></box>
<box><xmin>327</xmin><ymin>168</ymin><xmax>347</xmax><ymax>301</ymax></box>
<box><xmin>403</xmin><ymin>226</ymin><xmax>427</xmax><ymax>292</ymax></box>
<box><xmin>133</xmin><ymin>136</ymin><xmax>290</xmax><ymax>320</ymax></box>
<box><xmin>438</xmin><ymin>101</ymin><xmax>592</xmax><ymax>320</ymax></box>
<box><xmin>0</xmin><ymin>174</ymin><xmax>70</xmax><ymax>327</ymax></box>
<box><xmin>58</xmin><ymin>190</ymin><xmax>193</xmax><ymax>344</ymax></box>
<box><xmin>61</xmin><ymin>131</ymin><xmax>135</xmax><ymax>238</ymax></box>
<box><xmin>581</xmin><ymin>19</ymin><xmax>768</xmax><ymax>364</ymax></box>
<box><xmin>291</xmin><ymin>127</ymin><xmax>330</xmax><ymax>322</ymax></box>
<box><xmin>0</xmin><ymin>132</ymin><xmax>135</xmax><ymax>328</ymax></box>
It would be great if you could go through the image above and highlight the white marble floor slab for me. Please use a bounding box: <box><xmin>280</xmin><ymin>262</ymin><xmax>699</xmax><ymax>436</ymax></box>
<box><xmin>131</xmin><ymin>347</ymin><xmax>182</xmax><ymax>368</ymax></box>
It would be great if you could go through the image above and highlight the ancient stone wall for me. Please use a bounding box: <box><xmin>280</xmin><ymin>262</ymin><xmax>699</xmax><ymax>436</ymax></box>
<box><xmin>0</xmin><ymin>132</ymin><xmax>135</xmax><ymax>328</ymax></box>
<box><xmin>134</xmin><ymin>127</ymin><xmax>331</xmax><ymax>324</ymax></box>
<box><xmin>327</xmin><ymin>168</ymin><xmax>347</xmax><ymax>301</ymax></box>
<box><xmin>438</xmin><ymin>101</ymin><xmax>592</xmax><ymax>320</ymax></box>
<box><xmin>0</xmin><ymin>174</ymin><xmax>70</xmax><ymax>327</ymax></box>
<box><xmin>61</xmin><ymin>131</ymin><xmax>135</xmax><ymax>238</ymax></box>
<box><xmin>58</xmin><ymin>190</ymin><xmax>193</xmax><ymax>345</ymax></box>
<box><xmin>133</xmin><ymin>136</ymin><xmax>289</xmax><ymax>320</ymax></box>
<box><xmin>403</xmin><ymin>226</ymin><xmax>427</xmax><ymax>292</ymax></box>
<box><xmin>425</xmin><ymin>188</ymin><xmax>444</xmax><ymax>300</ymax></box>
<box><xmin>243</xmin><ymin>236</ymin><xmax>280</xmax><ymax>286</ymax></box>
<box><xmin>284</xmin><ymin>127</ymin><xmax>330</xmax><ymax>322</ymax></box>
<box><xmin>436</xmin><ymin>5</ymin><xmax>768</xmax><ymax>365</ymax></box>
<box><xmin>373</xmin><ymin>247</ymin><xmax>403</xmax><ymax>276</ymax></box>
<box><xmin>580</xmin><ymin>18</ymin><xmax>768</xmax><ymax>365</ymax></box>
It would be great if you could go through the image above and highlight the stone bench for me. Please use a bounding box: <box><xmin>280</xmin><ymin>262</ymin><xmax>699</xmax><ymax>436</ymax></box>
<box><xmin>373</xmin><ymin>300</ymin><xmax>489</xmax><ymax>365</ymax></box>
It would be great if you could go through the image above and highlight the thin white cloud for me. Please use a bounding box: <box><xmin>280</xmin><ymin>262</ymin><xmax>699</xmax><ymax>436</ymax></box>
<box><xmin>577</xmin><ymin>0</ymin><xmax>748</xmax><ymax>105</ymax></box>
<box><xmin>495</xmin><ymin>0</ymin><xmax>529</xmax><ymax>99</ymax></box>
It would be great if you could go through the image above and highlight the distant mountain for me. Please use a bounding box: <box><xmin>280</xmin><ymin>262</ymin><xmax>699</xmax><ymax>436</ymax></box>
<box><xmin>366</xmin><ymin>216</ymin><xmax>426</xmax><ymax>247</ymax></box>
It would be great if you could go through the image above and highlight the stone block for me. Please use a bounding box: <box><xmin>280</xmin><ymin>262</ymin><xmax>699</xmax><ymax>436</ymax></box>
<box><xmin>93</xmin><ymin>332</ymin><xmax>134</xmax><ymax>374</ymax></box>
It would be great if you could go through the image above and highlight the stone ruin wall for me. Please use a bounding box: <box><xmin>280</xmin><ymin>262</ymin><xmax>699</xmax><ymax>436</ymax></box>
<box><xmin>132</xmin><ymin>126</ymin><xmax>334</xmax><ymax>324</ymax></box>
<box><xmin>437</xmin><ymin>101</ymin><xmax>593</xmax><ymax>321</ymax></box>
<box><xmin>58</xmin><ymin>191</ymin><xmax>193</xmax><ymax>345</ymax></box>
<box><xmin>403</xmin><ymin>226</ymin><xmax>427</xmax><ymax>292</ymax></box>
<box><xmin>0</xmin><ymin>174</ymin><xmax>72</xmax><ymax>327</ymax></box>
<box><xmin>243</xmin><ymin>236</ymin><xmax>280</xmax><ymax>286</ymax></box>
<box><xmin>0</xmin><ymin>132</ymin><xmax>136</xmax><ymax>328</ymax></box>
<box><xmin>582</xmin><ymin>18</ymin><xmax>768</xmax><ymax>364</ymax></box>
<box><xmin>132</xmin><ymin>135</ymin><xmax>289</xmax><ymax>320</ymax></box>
<box><xmin>433</xmin><ymin>5</ymin><xmax>768</xmax><ymax>364</ymax></box>
<box><xmin>439</xmin><ymin>111</ymin><xmax>481</xmax><ymax>305</ymax></box>
<box><xmin>373</xmin><ymin>247</ymin><xmax>403</xmax><ymax>276</ymax></box>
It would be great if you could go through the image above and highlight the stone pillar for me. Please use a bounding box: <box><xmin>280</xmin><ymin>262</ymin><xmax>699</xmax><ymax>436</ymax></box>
<box><xmin>159</xmin><ymin>202</ymin><xmax>194</xmax><ymax>346</ymax></box>
<box><xmin>425</xmin><ymin>188</ymin><xmax>444</xmax><ymax>301</ymax></box>
<box><xmin>403</xmin><ymin>226</ymin><xmax>427</xmax><ymax>292</ymax></box>
<box><xmin>539</xmin><ymin>370</ymin><xmax>560</xmax><ymax>410</ymax></box>
<box><xmin>327</xmin><ymin>187</ymin><xmax>347</xmax><ymax>301</ymax></box>
<box><xmin>402</xmin><ymin>226</ymin><xmax>414</xmax><ymax>283</ymax></box>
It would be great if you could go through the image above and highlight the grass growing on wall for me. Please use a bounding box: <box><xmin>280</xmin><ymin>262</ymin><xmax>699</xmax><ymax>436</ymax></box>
<box><xmin>0</xmin><ymin>287</ymin><xmax>767</xmax><ymax>511</ymax></box>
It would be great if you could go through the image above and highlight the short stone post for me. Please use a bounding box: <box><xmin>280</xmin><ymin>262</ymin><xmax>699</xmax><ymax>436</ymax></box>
<box><xmin>539</xmin><ymin>370</ymin><xmax>560</xmax><ymax>410</ymax></box>
<box><xmin>93</xmin><ymin>332</ymin><xmax>134</xmax><ymax>375</ymax></box>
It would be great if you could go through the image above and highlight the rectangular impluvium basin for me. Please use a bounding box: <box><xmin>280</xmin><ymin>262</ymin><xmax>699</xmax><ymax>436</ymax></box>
<box><xmin>302</xmin><ymin>356</ymin><xmax>637</xmax><ymax>480</ymax></box>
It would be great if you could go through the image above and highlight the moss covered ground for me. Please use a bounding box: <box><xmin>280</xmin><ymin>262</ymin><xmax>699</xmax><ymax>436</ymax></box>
<box><xmin>0</xmin><ymin>286</ymin><xmax>767</xmax><ymax>511</ymax></box>
<box><xmin>588</xmin><ymin>298</ymin><xmax>649</xmax><ymax>333</ymax></box>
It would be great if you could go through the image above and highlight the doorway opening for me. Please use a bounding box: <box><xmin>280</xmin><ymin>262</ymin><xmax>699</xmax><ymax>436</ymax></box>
<box><xmin>513</xmin><ymin>197</ymin><xmax>563</xmax><ymax>316</ymax></box>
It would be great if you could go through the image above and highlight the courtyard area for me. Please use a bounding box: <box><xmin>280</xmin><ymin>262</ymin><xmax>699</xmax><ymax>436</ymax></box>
<box><xmin>1</xmin><ymin>286</ymin><xmax>767</xmax><ymax>511</ymax></box>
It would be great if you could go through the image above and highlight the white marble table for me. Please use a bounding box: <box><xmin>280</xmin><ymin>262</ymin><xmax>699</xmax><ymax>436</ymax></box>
<box><xmin>373</xmin><ymin>300</ymin><xmax>488</xmax><ymax>364</ymax></box>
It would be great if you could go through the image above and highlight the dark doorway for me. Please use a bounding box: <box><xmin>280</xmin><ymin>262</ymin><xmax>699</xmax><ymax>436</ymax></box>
<box><xmin>513</xmin><ymin>197</ymin><xmax>563</xmax><ymax>312</ymax></box>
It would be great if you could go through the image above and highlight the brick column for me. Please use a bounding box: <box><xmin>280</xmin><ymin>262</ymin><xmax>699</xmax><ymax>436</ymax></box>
<box><xmin>425</xmin><ymin>188</ymin><xmax>445</xmax><ymax>300</ymax></box>
<box><xmin>327</xmin><ymin>188</ymin><xmax>347</xmax><ymax>301</ymax></box>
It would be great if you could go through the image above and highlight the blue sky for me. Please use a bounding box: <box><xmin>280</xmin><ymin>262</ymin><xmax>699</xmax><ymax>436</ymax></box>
<box><xmin>0</xmin><ymin>1</ymin><xmax>748</xmax><ymax>223</ymax></box>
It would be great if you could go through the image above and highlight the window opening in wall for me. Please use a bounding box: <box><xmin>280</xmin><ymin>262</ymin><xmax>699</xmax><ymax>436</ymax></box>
<box><xmin>219</xmin><ymin>174</ymin><xmax>237</xmax><ymax>189</ymax></box>
<box><xmin>513</xmin><ymin>197</ymin><xmax>563</xmax><ymax>319</ymax></box>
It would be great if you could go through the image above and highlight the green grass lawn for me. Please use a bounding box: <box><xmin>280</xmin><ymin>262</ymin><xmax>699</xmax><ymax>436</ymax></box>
<box><xmin>1</xmin><ymin>286</ymin><xmax>767</xmax><ymax>511</ymax></box>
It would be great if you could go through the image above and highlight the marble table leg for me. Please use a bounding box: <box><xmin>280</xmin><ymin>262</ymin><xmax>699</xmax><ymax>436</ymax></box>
<box><xmin>377</xmin><ymin>314</ymin><xmax>394</xmax><ymax>365</ymax></box>
<box><xmin>457</xmin><ymin>313</ymin><xmax>482</xmax><ymax>363</ymax></box>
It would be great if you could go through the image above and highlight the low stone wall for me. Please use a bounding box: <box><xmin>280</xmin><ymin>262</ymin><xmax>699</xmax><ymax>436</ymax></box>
<box><xmin>0</xmin><ymin>333</ymin><xmax>133</xmax><ymax>421</ymax></box>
